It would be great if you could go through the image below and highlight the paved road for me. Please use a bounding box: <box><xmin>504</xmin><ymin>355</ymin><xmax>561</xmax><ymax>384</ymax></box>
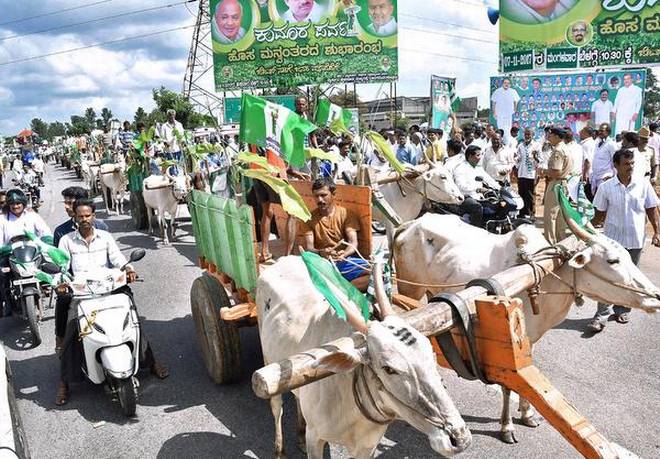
<box><xmin>1</xmin><ymin>164</ymin><xmax>659</xmax><ymax>458</ymax></box>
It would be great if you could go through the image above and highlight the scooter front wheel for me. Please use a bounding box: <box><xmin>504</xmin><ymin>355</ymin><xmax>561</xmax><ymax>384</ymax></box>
<box><xmin>117</xmin><ymin>377</ymin><xmax>137</xmax><ymax>417</ymax></box>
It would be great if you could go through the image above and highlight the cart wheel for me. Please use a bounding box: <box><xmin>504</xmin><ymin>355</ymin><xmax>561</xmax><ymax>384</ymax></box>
<box><xmin>130</xmin><ymin>191</ymin><xmax>149</xmax><ymax>230</ymax></box>
<box><xmin>190</xmin><ymin>274</ymin><xmax>241</xmax><ymax>383</ymax></box>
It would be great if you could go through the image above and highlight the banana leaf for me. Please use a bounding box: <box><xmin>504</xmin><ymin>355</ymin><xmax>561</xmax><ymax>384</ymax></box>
<box><xmin>241</xmin><ymin>169</ymin><xmax>311</xmax><ymax>222</ymax></box>
<box><xmin>236</xmin><ymin>152</ymin><xmax>282</xmax><ymax>175</ymax></box>
<box><xmin>364</xmin><ymin>131</ymin><xmax>405</xmax><ymax>174</ymax></box>
<box><xmin>305</xmin><ymin>148</ymin><xmax>341</xmax><ymax>164</ymax></box>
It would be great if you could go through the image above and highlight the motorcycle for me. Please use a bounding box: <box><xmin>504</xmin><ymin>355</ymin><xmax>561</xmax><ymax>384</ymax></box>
<box><xmin>434</xmin><ymin>177</ymin><xmax>532</xmax><ymax>234</ymax></box>
<box><xmin>45</xmin><ymin>249</ymin><xmax>146</xmax><ymax>416</ymax></box>
<box><xmin>11</xmin><ymin>178</ymin><xmax>41</xmax><ymax>211</ymax></box>
<box><xmin>2</xmin><ymin>235</ymin><xmax>52</xmax><ymax>346</ymax></box>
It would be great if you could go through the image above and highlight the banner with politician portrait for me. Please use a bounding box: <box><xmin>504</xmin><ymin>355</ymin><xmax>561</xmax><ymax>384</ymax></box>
<box><xmin>489</xmin><ymin>70</ymin><xmax>646</xmax><ymax>138</ymax></box>
<box><xmin>430</xmin><ymin>76</ymin><xmax>456</xmax><ymax>132</ymax></box>
<box><xmin>499</xmin><ymin>1</ymin><xmax>660</xmax><ymax>73</ymax></box>
<box><xmin>210</xmin><ymin>0</ymin><xmax>398</xmax><ymax>91</ymax></box>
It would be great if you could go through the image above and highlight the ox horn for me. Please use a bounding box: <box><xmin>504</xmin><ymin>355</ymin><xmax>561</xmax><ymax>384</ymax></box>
<box><xmin>373</xmin><ymin>262</ymin><xmax>394</xmax><ymax>318</ymax></box>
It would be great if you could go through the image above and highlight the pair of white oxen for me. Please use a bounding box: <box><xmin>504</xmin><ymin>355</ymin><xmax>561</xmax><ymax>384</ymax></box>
<box><xmin>256</xmin><ymin>163</ymin><xmax>660</xmax><ymax>458</ymax></box>
<box><xmin>81</xmin><ymin>159</ymin><xmax>188</xmax><ymax>244</ymax></box>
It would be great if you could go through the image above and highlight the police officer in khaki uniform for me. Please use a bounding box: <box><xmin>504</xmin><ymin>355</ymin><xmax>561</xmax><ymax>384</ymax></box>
<box><xmin>543</xmin><ymin>127</ymin><xmax>574</xmax><ymax>243</ymax></box>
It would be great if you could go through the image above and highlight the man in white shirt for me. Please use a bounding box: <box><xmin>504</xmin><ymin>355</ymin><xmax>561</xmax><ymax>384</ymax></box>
<box><xmin>453</xmin><ymin>145</ymin><xmax>499</xmax><ymax>228</ymax></box>
<box><xmin>491</xmin><ymin>78</ymin><xmax>520</xmax><ymax>144</ymax></box>
<box><xmin>444</xmin><ymin>139</ymin><xmax>465</xmax><ymax>174</ymax></box>
<box><xmin>587</xmin><ymin>149</ymin><xmax>660</xmax><ymax>333</ymax></box>
<box><xmin>31</xmin><ymin>154</ymin><xmax>45</xmax><ymax>185</ymax></box>
<box><xmin>482</xmin><ymin>133</ymin><xmax>515</xmax><ymax>183</ymax></box>
<box><xmin>647</xmin><ymin>122</ymin><xmax>660</xmax><ymax>180</ymax></box>
<box><xmin>56</xmin><ymin>198</ymin><xmax>168</xmax><ymax>405</ymax></box>
<box><xmin>514</xmin><ymin>128</ymin><xmax>540</xmax><ymax>218</ymax></box>
<box><xmin>590</xmin><ymin>89</ymin><xmax>614</xmax><ymax>127</ymax></box>
<box><xmin>213</xmin><ymin>0</ymin><xmax>247</xmax><ymax>44</ymax></box>
<box><xmin>587</xmin><ymin>123</ymin><xmax>617</xmax><ymax>194</ymax></box>
<box><xmin>334</xmin><ymin>141</ymin><xmax>355</xmax><ymax>183</ymax></box>
<box><xmin>366</xmin><ymin>0</ymin><xmax>397</xmax><ymax>36</ymax></box>
<box><xmin>563</xmin><ymin>131</ymin><xmax>584</xmax><ymax>176</ymax></box>
<box><xmin>613</xmin><ymin>73</ymin><xmax>643</xmax><ymax>135</ymax></box>
<box><xmin>159</xmin><ymin>109</ymin><xmax>185</xmax><ymax>162</ymax></box>
<box><xmin>282</xmin><ymin>0</ymin><xmax>325</xmax><ymax>22</ymax></box>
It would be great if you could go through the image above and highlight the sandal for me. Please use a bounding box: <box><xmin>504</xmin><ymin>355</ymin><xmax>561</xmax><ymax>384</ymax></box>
<box><xmin>55</xmin><ymin>382</ymin><xmax>69</xmax><ymax>406</ymax></box>
<box><xmin>151</xmin><ymin>362</ymin><xmax>170</xmax><ymax>380</ymax></box>
<box><xmin>258</xmin><ymin>253</ymin><xmax>273</xmax><ymax>263</ymax></box>
<box><xmin>585</xmin><ymin>319</ymin><xmax>604</xmax><ymax>333</ymax></box>
<box><xmin>615</xmin><ymin>313</ymin><xmax>630</xmax><ymax>324</ymax></box>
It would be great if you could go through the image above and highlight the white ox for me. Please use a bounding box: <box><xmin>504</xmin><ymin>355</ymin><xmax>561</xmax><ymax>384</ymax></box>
<box><xmin>142</xmin><ymin>175</ymin><xmax>189</xmax><ymax>244</ymax></box>
<box><xmin>99</xmin><ymin>161</ymin><xmax>127</xmax><ymax>215</ymax></box>
<box><xmin>256</xmin><ymin>256</ymin><xmax>471</xmax><ymax>459</ymax></box>
<box><xmin>372</xmin><ymin>164</ymin><xmax>464</xmax><ymax>244</ymax></box>
<box><xmin>394</xmin><ymin>214</ymin><xmax>660</xmax><ymax>443</ymax></box>
<box><xmin>81</xmin><ymin>159</ymin><xmax>100</xmax><ymax>196</ymax></box>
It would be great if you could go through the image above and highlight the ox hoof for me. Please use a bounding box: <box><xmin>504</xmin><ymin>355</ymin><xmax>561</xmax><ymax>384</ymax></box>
<box><xmin>521</xmin><ymin>415</ymin><xmax>541</xmax><ymax>428</ymax></box>
<box><xmin>500</xmin><ymin>430</ymin><xmax>518</xmax><ymax>444</ymax></box>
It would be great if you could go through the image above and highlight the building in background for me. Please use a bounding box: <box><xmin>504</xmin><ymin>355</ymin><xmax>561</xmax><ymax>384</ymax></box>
<box><xmin>362</xmin><ymin>96</ymin><xmax>478</xmax><ymax>131</ymax></box>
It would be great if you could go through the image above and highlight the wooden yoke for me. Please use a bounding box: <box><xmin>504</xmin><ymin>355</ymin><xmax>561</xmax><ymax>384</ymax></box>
<box><xmin>449</xmin><ymin>296</ymin><xmax>619</xmax><ymax>459</ymax></box>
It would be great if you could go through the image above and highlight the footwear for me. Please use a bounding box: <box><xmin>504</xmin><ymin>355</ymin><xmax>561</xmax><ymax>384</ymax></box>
<box><xmin>586</xmin><ymin>319</ymin><xmax>605</xmax><ymax>333</ymax></box>
<box><xmin>615</xmin><ymin>313</ymin><xmax>630</xmax><ymax>324</ymax></box>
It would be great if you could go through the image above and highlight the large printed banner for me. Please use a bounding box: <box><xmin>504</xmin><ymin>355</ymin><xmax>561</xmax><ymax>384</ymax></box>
<box><xmin>489</xmin><ymin>69</ymin><xmax>646</xmax><ymax>137</ymax></box>
<box><xmin>211</xmin><ymin>0</ymin><xmax>398</xmax><ymax>91</ymax></box>
<box><xmin>499</xmin><ymin>0</ymin><xmax>660</xmax><ymax>73</ymax></box>
<box><xmin>430</xmin><ymin>76</ymin><xmax>456</xmax><ymax>132</ymax></box>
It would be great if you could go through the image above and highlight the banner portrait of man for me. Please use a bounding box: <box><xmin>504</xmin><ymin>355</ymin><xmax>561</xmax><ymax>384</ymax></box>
<box><xmin>613</xmin><ymin>73</ymin><xmax>643</xmax><ymax>135</ymax></box>
<box><xmin>213</xmin><ymin>0</ymin><xmax>247</xmax><ymax>43</ymax></box>
<box><xmin>501</xmin><ymin>0</ymin><xmax>578</xmax><ymax>24</ymax></box>
<box><xmin>364</xmin><ymin>0</ymin><xmax>397</xmax><ymax>36</ymax></box>
<box><xmin>279</xmin><ymin>0</ymin><xmax>327</xmax><ymax>23</ymax></box>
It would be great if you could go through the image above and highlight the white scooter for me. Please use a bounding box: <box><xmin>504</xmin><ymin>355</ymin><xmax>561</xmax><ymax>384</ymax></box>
<box><xmin>45</xmin><ymin>249</ymin><xmax>146</xmax><ymax>416</ymax></box>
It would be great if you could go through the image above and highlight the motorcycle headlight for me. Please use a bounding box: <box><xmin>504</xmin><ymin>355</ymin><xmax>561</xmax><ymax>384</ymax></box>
<box><xmin>92</xmin><ymin>322</ymin><xmax>106</xmax><ymax>334</ymax></box>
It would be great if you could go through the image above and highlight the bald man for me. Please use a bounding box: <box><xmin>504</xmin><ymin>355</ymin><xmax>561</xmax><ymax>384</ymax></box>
<box><xmin>367</xmin><ymin>0</ymin><xmax>397</xmax><ymax>36</ymax></box>
<box><xmin>214</xmin><ymin>0</ymin><xmax>246</xmax><ymax>44</ymax></box>
<box><xmin>282</xmin><ymin>0</ymin><xmax>325</xmax><ymax>23</ymax></box>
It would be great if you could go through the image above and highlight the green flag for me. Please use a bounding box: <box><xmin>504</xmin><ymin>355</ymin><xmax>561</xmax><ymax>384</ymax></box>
<box><xmin>555</xmin><ymin>183</ymin><xmax>596</xmax><ymax>233</ymax></box>
<box><xmin>25</xmin><ymin>231</ymin><xmax>70</xmax><ymax>268</ymax></box>
<box><xmin>239</xmin><ymin>94</ymin><xmax>317</xmax><ymax>168</ymax></box>
<box><xmin>315</xmin><ymin>98</ymin><xmax>352</xmax><ymax>135</ymax></box>
<box><xmin>301</xmin><ymin>251</ymin><xmax>370</xmax><ymax>322</ymax></box>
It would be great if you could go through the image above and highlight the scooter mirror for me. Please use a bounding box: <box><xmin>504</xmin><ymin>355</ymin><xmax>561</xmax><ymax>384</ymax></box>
<box><xmin>41</xmin><ymin>262</ymin><xmax>61</xmax><ymax>275</ymax></box>
<box><xmin>128</xmin><ymin>249</ymin><xmax>146</xmax><ymax>263</ymax></box>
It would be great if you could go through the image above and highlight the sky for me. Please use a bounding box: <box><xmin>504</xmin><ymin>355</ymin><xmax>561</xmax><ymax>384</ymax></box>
<box><xmin>0</xmin><ymin>0</ymin><xmax>655</xmax><ymax>136</ymax></box>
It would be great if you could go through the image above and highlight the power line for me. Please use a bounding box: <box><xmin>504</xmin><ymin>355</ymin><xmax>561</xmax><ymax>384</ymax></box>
<box><xmin>0</xmin><ymin>24</ymin><xmax>196</xmax><ymax>66</ymax></box>
<box><xmin>401</xmin><ymin>47</ymin><xmax>497</xmax><ymax>65</ymax></box>
<box><xmin>1</xmin><ymin>0</ymin><xmax>196</xmax><ymax>42</ymax></box>
<box><xmin>400</xmin><ymin>13</ymin><xmax>494</xmax><ymax>35</ymax></box>
<box><xmin>403</xmin><ymin>26</ymin><xmax>496</xmax><ymax>45</ymax></box>
<box><xmin>0</xmin><ymin>0</ymin><xmax>116</xmax><ymax>27</ymax></box>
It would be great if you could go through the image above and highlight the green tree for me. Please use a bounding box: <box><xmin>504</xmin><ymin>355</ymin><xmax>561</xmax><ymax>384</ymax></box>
<box><xmin>134</xmin><ymin>107</ymin><xmax>148</xmax><ymax>127</ymax></box>
<box><xmin>69</xmin><ymin>115</ymin><xmax>89</xmax><ymax>136</ymax></box>
<box><xmin>30</xmin><ymin>118</ymin><xmax>49</xmax><ymax>138</ymax></box>
<box><xmin>394</xmin><ymin>117</ymin><xmax>410</xmax><ymax>131</ymax></box>
<box><xmin>84</xmin><ymin>107</ymin><xmax>96</xmax><ymax>127</ymax></box>
<box><xmin>100</xmin><ymin>107</ymin><xmax>113</xmax><ymax>127</ymax></box>
<box><xmin>150</xmin><ymin>86</ymin><xmax>215</xmax><ymax>129</ymax></box>
<box><xmin>47</xmin><ymin>121</ymin><xmax>66</xmax><ymax>139</ymax></box>
<box><xmin>644</xmin><ymin>68</ymin><xmax>659</xmax><ymax>120</ymax></box>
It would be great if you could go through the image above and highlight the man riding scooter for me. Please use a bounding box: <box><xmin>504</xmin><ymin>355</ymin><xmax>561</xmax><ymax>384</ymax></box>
<box><xmin>55</xmin><ymin>198</ymin><xmax>168</xmax><ymax>406</ymax></box>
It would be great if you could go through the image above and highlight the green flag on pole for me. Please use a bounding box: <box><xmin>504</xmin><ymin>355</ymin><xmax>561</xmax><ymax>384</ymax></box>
<box><xmin>239</xmin><ymin>94</ymin><xmax>317</xmax><ymax>168</ymax></box>
<box><xmin>301</xmin><ymin>251</ymin><xmax>371</xmax><ymax>322</ymax></box>
<box><xmin>315</xmin><ymin>98</ymin><xmax>353</xmax><ymax>135</ymax></box>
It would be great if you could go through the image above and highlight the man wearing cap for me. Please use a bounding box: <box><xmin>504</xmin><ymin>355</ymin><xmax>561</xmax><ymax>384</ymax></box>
<box><xmin>543</xmin><ymin>127</ymin><xmax>574</xmax><ymax>243</ymax></box>
<box><xmin>637</xmin><ymin>127</ymin><xmax>656</xmax><ymax>183</ymax></box>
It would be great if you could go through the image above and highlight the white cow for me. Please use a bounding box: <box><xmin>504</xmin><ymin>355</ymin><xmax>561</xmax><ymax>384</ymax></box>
<box><xmin>394</xmin><ymin>214</ymin><xmax>660</xmax><ymax>442</ymax></box>
<box><xmin>142</xmin><ymin>174</ymin><xmax>189</xmax><ymax>244</ymax></box>
<box><xmin>372</xmin><ymin>164</ymin><xmax>464</xmax><ymax>244</ymax></box>
<box><xmin>256</xmin><ymin>256</ymin><xmax>471</xmax><ymax>459</ymax></box>
<box><xmin>81</xmin><ymin>159</ymin><xmax>100</xmax><ymax>196</ymax></box>
<box><xmin>99</xmin><ymin>161</ymin><xmax>127</xmax><ymax>215</ymax></box>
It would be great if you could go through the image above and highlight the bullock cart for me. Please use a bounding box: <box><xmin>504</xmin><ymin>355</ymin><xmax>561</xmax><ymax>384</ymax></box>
<box><xmin>188</xmin><ymin>184</ymin><xmax>628</xmax><ymax>458</ymax></box>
